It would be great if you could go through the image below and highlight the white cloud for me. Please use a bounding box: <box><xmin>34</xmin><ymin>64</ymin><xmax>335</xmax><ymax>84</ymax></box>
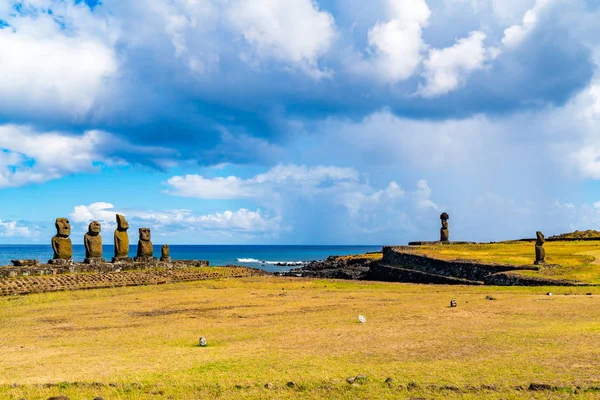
<box><xmin>413</xmin><ymin>179</ymin><xmax>439</xmax><ymax>210</ymax></box>
<box><xmin>588</xmin><ymin>84</ymin><xmax>600</xmax><ymax>116</ymax></box>
<box><xmin>226</xmin><ymin>0</ymin><xmax>336</xmax><ymax>78</ymax></box>
<box><xmin>0</xmin><ymin>219</ymin><xmax>32</xmax><ymax>238</ymax></box>
<box><xmin>69</xmin><ymin>202</ymin><xmax>281</xmax><ymax>236</ymax></box>
<box><xmin>418</xmin><ymin>31</ymin><xmax>490</xmax><ymax>97</ymax></box>
<box><xmin>501</xmin><ymin>0</ymin><xmax>555</xmax><ymax>49</ymax></box>
<box><xmin>0</xmin><ymin>125</ymin><xmax>177</xmax><ymax>188</ymax></box>
<box><xmin>166</xmin><ymin>164</ymin><xmax>359</xmax><ymax>200</ymax></box>
<box><xmin>165</xmin><ymin>164</ymin><xmax>439</xmax><ymax>242</ymax></box>
<box><xmin>363</xmin><ymin>0</ymin><xmax>431</xmax><ymax>83</ymax></box>
<box><xmin>0</xmin><ymin>2</ymin><xmax>118</xmax><ymax>117</ymax></box>
<box><xmin>342</xmin><ymin>181</ymin><xmax>406</xmax><ymax>215</ymax></box>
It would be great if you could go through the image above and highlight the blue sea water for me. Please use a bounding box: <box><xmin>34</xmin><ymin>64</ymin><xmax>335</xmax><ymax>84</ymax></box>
<box><xmin>0</xmin><ymin>245</ymin><xmax>383</xmax><ymax>273</ymax></box>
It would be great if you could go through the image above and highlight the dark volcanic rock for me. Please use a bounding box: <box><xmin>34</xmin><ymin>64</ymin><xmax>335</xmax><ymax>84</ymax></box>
<box><xmin>280</xmin><ymin>256</ymin><xmax>376</xmax><ymax>280</ymax></box>
<box><xmin>10</xmin><ymin>259</ymin><xmax>39</xmax><ymax>267</ymax></box>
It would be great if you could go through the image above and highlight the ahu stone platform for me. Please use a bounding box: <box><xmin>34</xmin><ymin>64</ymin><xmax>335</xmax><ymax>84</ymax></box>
<box><xmin>0</xmin><ymin>265</ymin><xmax>267</xmax><ymax>296</ymax></box>
<box><xmin>1</xmin><ymin>260</ymin><xmax>210</xmax><ymax>279</ymax></box>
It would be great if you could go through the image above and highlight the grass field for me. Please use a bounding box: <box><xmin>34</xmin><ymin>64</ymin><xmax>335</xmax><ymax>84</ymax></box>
<box><xmin>404</xmin><ymin>241</ymin><xmax>600</xmax><ymax>284</ymax></box>
<box><xmin>2</xmin><ymin>276</ymin><xmax>600</xmax><ymax>399</ymax></box>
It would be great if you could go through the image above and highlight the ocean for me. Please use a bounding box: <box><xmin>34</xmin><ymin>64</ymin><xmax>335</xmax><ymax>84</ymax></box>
<box><xmin>0</xmin><ymin>245</ymin><xmax>382</xmax><ymax>273</ymax></box>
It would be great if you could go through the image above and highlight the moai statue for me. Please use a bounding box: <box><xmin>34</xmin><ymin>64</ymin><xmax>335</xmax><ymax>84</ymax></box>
<box><xmin>49</xmin><ymin>218</ymin><xmax>72</xmax><ymax>264</ymax></box>
<box><xmin>113</xmin><ymin>214</ymin><xmax>131</xmax><ymax>262</ymax></box>
<box><xmin>135</xmin><ymin>227</ymin><xmax>155</xmax><ymax>261</ymax></box>
<box><xmin>440</xmin><ymin>212</ymin><xmax>449</xmax><ymax>242</ymax></box>
<box><xmin>160</xmin><ymin>244</ymin><xmax>171</xmax><ymax>262</ymax></box>
<box><xmin>534</xmin><ymin>231</ymin><xmax>546</xmax><ymax>265</ymax></box>
<box><xmin>84</xmin><ymin>221</ymin><xmax>103</xmax><ymax>264</ymax></box>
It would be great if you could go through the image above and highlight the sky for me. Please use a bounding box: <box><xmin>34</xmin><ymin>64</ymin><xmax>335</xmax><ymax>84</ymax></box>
<box><xmin>1</xmin><ymin>0</ymin><xmax>600</xmax><ymax>245</ymax></box>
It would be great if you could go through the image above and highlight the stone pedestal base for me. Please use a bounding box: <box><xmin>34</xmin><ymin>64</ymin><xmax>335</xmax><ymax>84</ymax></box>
<box><xmin>48</xmin><ymin>258</ymin><xmax>73</xmax><ymax>265</ymax></box>
<box><xmin>160</xmin><ymin>256</ymin><xmax>171</xmax><ymax>262</ymax></box>
<box><xmin>134</xmin><ymin>256</ymin><xmax>157</xmax><ymax>262</ymax></box>
<box><xmin>112</xmin><ymin>257</ymin><xmax>133</xmax><ymax>263</ymax></box>
<box><xmin>84</xmin><ymin>258</ymin><xmax>105</xmax><ymax>264</ymax></box>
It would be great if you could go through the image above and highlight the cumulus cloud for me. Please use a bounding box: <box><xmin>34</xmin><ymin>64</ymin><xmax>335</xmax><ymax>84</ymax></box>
<box><xmin>418</xmin><ymin>31</ymin><xmax>492</xmax><ymax>97</ymax></box>
<box><xmin>0</xmin><ymin>125</ymin><xmax>177</xmax><ymax>188</ymax></box>
<box><xmin>165</xmin><ymin>163</ymin><xmax>439</xmax><ymax>243</ymax></box>
<box><xmin>0</xmin><ymin>219</ymin><xmax>33</xmax><ymax>238</ymax></box>
<box><xmin>69</xmin><ymin>202</ymin><xmax>281</xmax><ymax>238</ymax></box>
<box><xmin>501</xmin><ymin>0</ymin><xmax>556</xmax><ymax>49</ymax></box>
<box><xmin>166</xmin><ymin>164</ymin><xmax>359</xmax><ymax>200</ymax></box>
<box><xmin>361</xmin><ymin>0</ymin><xmax>431</xmax><ymax>83</ymax></box>
<box><xmin>0</xmin><ymin>1</ymin><xmax>118</xmax><ymax>117</ymax></box>
<box><xmin>226</xmin><ymin>0</ymin><xmax>336</xmax><ymax>77</ymax></box>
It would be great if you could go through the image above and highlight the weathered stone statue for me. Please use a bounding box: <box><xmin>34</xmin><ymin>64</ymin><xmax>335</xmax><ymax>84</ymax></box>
<box><xmin>113</xmin><ymin>214</ymin><xmax>131</xmax><ymax>262</ymax></box>
<box><xmin>135</xmin><ymin>227</ymin><xmax>155</xmax><ymax>261</ymax></box>
<box><xmin>49</xmin><ymin>218</ymin><xmax>72</xmax><ymax>264</ymax></box>
<box><xmin>440</xmin><ymin>212</ymin><xmax>449</xmax><ymax>242</ymax></box>
<box><xmin>160</xmin><ymin>244</ymin><xmax>171</xmax><ymax>262</ymax></box>
<box><xmin>84</xmin><ymin>221</ymin><xmax>103</xmax><ymax>264</ymax></box>
<box><xmin>535</xmin><ymin>231</ymin><xmax>546</xmax><ymax>265</ymax></box>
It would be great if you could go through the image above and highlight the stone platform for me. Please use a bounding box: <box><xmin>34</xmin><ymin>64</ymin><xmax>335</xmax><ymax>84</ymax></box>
<box><xmin>0</xmin><ymin>260</ymin><xmax>209</xmax><ymax>278</ymax></box>
<box><xmin>0</xmin><ymin>265</ymin><xmax>267</xmax><ymax>296</ymax></box>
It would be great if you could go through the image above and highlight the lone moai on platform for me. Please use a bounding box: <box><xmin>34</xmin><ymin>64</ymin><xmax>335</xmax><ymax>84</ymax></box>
<box><xmin>160</xmin><ymin>244</ymin><xmax>171</xmax><ymax>262</ymax></box>
<box><xmin>440</xmin><ymin>212</ymin><xmax>449</xmax><ymax>242</ymax></box>
<box><xmin>113</xmin><ymin>214</ymin><xmax>131</xmax><ymax>262</ymax></box>
<box><xmin>84</xmin><ymin>221</ymin><xmax>103</xmax><ymax>264</ymax></box>
<box><xmin>535</xmin><ymin>231</ymin><xmax>546</xmax><ymax>265</ymax></box>
<box><xmin>50</xmin><ymin>218</ymin><xmax>72</xmax><ymax>263</ymax></box>
<box><xmin>135</xmin><ymin>227</ymin><xmax>155</xmax><ymax>261</ymax></box>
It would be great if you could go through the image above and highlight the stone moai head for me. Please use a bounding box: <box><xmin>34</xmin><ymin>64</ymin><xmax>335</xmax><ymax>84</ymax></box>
<box><xmin>440</xmin><ymin>212</ymin><xmax>449</xmax><ymax>228</ymax></box>
<box><xmin>161</xmin><ymin>244</ymin><xmax>169</xmax><ymax>256</ymax></box>
<box><xmin>55</xmin><ymin>218</ymin><xmax>71</xmax><ymax>237</ymax></box>
<box><xmin>88</xmin><ymin>221</ymin><xmax>101</xmax><ymax>235</ymax></box>
<box><xmin>116</xmin><ymin>214</ymin><xmax>129</xmax><ymax>231</ymax></box>
<box><xmin>139</xmin><ymin>228</ymin><xmax>151</xmax><ymax>242</ymax></box>
<box><xmin>536</xmin><ymin>231</ymin><xmax>545</xmax><ymax>243</ymax></box>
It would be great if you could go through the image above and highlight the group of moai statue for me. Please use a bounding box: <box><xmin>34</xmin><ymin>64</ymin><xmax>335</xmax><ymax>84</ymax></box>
<box><xmin>50</xmin><ymin>215</ymin><xmax>171</xmax><ymax>264</ymax></box>
<box><xmin>438</xmin><ymin>212</ymin><xmax>546</xmax><ymax>265</ymax></box>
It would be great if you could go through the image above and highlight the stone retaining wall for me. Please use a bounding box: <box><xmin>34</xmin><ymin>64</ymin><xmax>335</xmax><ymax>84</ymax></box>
<box><xmin>367</xmin><ymin>264</ymin><xmax>484</xmax><ymax>285</ymax></box>
<box><xmin>382</xmin><ymin>246</ymin><xmax>538</xmax><ymax>281</ymax></box>
<box><xmin>0</xmin><ymin>266</ymin><xmax>266</xmax><ymax>296</ymax></box>
<box><xmin>0</xmin><ymin>260</ymin><xmax>209</xmax><ymax>278</ymax></box>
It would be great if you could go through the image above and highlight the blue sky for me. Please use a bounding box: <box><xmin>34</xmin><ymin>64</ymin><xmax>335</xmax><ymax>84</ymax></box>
<box><xmin>0</xmin><ymin>0</ymin><xmax>600</xmax><ymax>245</ymax></box>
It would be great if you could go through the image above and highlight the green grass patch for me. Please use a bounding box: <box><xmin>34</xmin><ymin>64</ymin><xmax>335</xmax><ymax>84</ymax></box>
<box><xmin>2</xmin><ymin>276</ymin><xmax>600</xmax><ymax>398</ymax></box>
<box><xmin>402</xmin><ymin>241</ymin><xmax>600</xmax><ymax>284</ymax></box>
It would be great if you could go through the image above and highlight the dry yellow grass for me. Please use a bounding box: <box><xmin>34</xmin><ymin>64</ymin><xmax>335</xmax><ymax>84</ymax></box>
<box><xmin>2</xmin><ymin>276</ymin><xmax>600</xmax><ymax>399</ymax></box>
<box><xmin>405</xmin><ymin>241</ymin><xmax>600</xmax><ymax>283</ymax></box>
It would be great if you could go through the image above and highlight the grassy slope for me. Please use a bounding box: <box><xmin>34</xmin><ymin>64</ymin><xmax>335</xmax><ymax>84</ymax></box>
<box><xmin>2</xmin><ymin>276</ymin><xmax>600</xmax><ymax>399</ymax></box>
<box><xmin>403</xmin><ymin>241</ymin><xmax>600</xmax><ymax>284</ymax></box>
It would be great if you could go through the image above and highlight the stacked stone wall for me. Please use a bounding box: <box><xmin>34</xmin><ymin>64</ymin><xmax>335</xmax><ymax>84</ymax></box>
<box><xmin>0</xmin><ymin>266</ymin><xmax>266</xmax><ymax>296</ymax></box>
<box><xmin>0</xmin><ymin>260</ymin><xmax>210</xmax><ymax>278</ymax></box>
<box><xmin>382</xmin><ymin>246</ymin><xmax>538</xmax><ymax>281</ymax></box>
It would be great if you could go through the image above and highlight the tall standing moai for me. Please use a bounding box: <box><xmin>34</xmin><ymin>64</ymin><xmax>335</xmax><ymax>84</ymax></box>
<box><xmin>49</xmin><ymin>218</ymin><xmax>73</xmax><ymax>264</ymax></box>
<box><xmin>160</xmin><ymin>244</ymin><xmax>171</xmax><ymax>262</ymax></box>
<box><xmin>440</xmin><ymin>212</ymin><xmax>449</xmax><ymax>242</ymax></box>
<box><xmin>135</xmin><ymin>227</ymin><xmax>156</xmax><ymax>261</ymax></box>
<box><xmin>113</xmin><ymin>214</ymin><xmax>132</xmax><ymax>262</ymax></box>
<box><xmin>84</xmin><ymin>221</ymin><xmax>104</xmax><ymax>264</ymax></box>
<box><xmin>534</xmin><ymin>231</ymin><xmax>546</xmax><ymax>265</ymax></box>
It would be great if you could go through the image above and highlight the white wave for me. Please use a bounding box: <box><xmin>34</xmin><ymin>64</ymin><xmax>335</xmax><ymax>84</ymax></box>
<box><xmin>236</xmin><ymin>258</ymin><xmax>308</xmax><ymax>265</ymax></box>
